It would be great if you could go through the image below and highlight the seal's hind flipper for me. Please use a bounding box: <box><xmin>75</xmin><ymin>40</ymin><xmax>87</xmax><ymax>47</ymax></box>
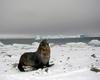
<box><xmin>18</xmin><ymin>63</ymin><xmax>25</xmax><ymax>72</ymax></box>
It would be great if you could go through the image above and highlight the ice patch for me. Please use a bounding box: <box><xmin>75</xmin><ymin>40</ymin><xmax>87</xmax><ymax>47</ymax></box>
<box><xmin>88</xmin><ymin>39</ymin><xmax>100</xmax><ymax>46</ymax></box>
<box><xmin>0</xmin><ymin>42</ymin><xmax>4</xmax><ymax>46</ymax></box>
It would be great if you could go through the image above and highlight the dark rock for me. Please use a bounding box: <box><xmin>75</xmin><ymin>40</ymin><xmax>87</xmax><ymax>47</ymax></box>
<box><xmin>90</xmin><ymin>67</ymin><xmax>100</xmax><ymax>72</ymax></box>
<box><xmin>91</xmin><ymin>54</ymin><xmax>96</xmax><ymax>58</ymax></box>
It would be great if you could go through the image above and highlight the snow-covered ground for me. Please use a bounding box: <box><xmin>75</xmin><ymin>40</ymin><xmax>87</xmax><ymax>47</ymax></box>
<box><xmin>0</xmin><ymin>41</ymin><xmax>100</xmax><ymax>80</ymax></box>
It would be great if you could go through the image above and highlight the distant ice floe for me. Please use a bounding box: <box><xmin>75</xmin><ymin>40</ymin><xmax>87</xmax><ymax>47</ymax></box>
<box><xmin>34</xmin><ymin>34</ymin><xmax>89</xmax><ymax>40</ymax></box>
<box><xmin>88</xmin><ymin>39</ymin><xmax>100</xmax><ymax>46</ymax></box>
<box><xmin>34</xmin><ymin>35</ymin><xmax>80</xmax><ymax>40</ymax></box>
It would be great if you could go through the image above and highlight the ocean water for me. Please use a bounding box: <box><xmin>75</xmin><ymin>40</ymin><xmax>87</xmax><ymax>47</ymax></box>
<box><xmin>0</xmin><ymin>37</ymin><xmax>100</xmax><ymax>45</ymax></box>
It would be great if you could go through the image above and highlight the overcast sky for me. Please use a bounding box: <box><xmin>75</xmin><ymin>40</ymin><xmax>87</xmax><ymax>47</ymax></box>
<box><xmin>0</xmin><ymin>0</ymin><xmax>100</xmax><ymax>36</ymax></box>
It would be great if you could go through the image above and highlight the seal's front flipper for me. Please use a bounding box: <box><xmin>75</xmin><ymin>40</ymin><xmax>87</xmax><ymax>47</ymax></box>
<box><xmin>46</xmin><ymin>63</ymin><xmax>54</xmax><ymax>67</ymax></box>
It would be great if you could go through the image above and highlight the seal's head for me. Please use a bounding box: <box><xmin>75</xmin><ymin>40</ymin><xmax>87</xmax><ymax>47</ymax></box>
<box><xmin>37</xmin><ymin>39</ymin><xmax>50</xmax><ymax>64</ymax></box>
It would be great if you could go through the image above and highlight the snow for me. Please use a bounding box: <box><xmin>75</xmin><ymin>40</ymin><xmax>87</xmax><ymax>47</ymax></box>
<box><xmin>66</xmin><ymin>42</ymin><xmax>88</xmax><ymax>48</ymax></box>
<box><xmin>0</xmin><ymin>41</ymin><xmax>100</xmax><ymax>80</ymax></box>
<box><xmin>88</xmin><ymin>39</ymin><xmax>100</xmax><ymax>46</ymax></box>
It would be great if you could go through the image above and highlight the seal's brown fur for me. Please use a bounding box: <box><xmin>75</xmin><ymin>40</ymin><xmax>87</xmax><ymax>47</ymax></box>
<box><xmin>18</xmin><ymin>39</ymin><xmax>50</xmax><ymax>72</ymax></box>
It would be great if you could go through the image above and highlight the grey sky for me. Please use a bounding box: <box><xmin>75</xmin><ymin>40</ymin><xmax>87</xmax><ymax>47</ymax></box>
<box><xmin>0</xmin><ymin>0</ymin><xmax>100</xmax><ymax>36</ymax></box>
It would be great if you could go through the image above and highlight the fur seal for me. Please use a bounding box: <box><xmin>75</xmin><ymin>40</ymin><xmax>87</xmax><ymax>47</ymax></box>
<box><xmin>18</xmin><ymin>39</ymin><xmax>51</xmax><ymax>72</ymax></box>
